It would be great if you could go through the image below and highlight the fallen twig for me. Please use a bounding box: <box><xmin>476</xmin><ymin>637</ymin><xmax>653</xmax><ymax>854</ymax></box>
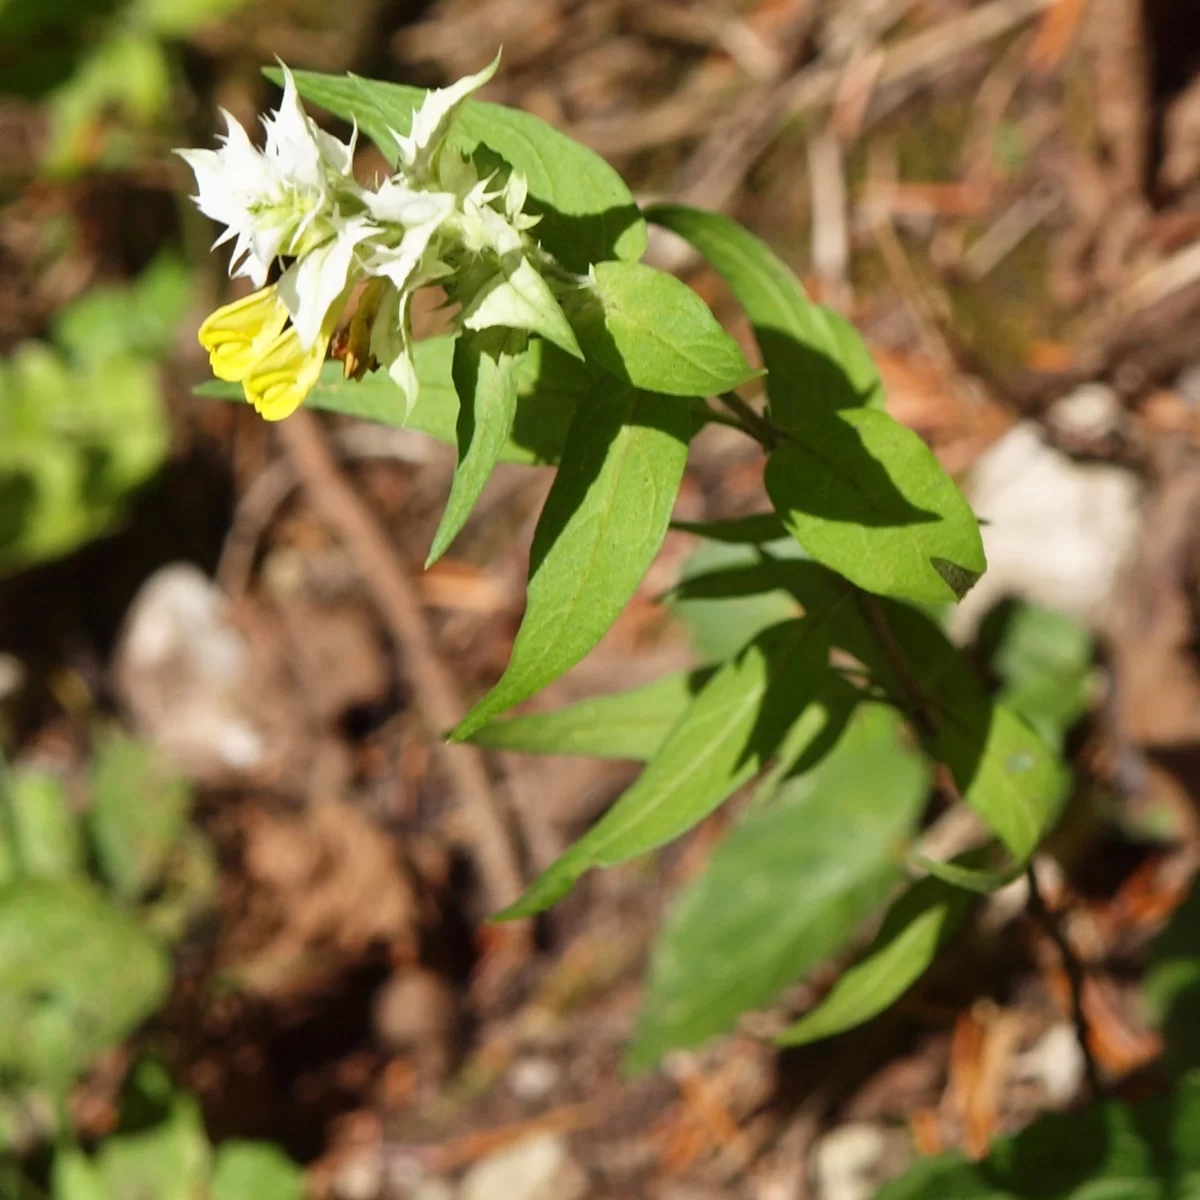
<box><xmin>275</xmin><ymin>410</ymin><xmax>528</xmax><ymax>927</ymax></box>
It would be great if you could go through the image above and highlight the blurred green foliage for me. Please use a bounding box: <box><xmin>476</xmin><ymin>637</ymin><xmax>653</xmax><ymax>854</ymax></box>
<box><xmin>0</xmin><ymin>734</ymin><xmax>298</xmax><ymax>1196</ymax></box>
<box><xmin>0</xmin><ymin>256</ymin><xmax>190</xmax><ymax>574</ymax></box>
<box><xmin>0</xmin><ymin>732</ymin><xmax>213</xmax><ymax>1098</ymax></box>
<box><xmin>51</xmin><ymin>1061</ymin><xmax>304</xmax><ymax>1200</ymax></box>
<box><xmin>0</xmin><ymin>0</ymin><xmax>250</xmax><ymax>174</ymax></box>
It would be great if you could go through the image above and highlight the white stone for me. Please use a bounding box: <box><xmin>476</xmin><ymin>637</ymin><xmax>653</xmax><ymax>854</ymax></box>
<box><xmin>951</xmin><ymin>422</ymin><xmax>1142</xmax><ymax>639</ymax></box>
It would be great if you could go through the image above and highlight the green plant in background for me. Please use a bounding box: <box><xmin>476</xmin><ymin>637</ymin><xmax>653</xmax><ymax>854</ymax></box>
<box><xmin>0</xmin><ymin>735</ymin><xmax>302</xmax><ymax>1198</ymax></box>
<box><xmin>51</xmin><ymin>1060</ymin><xmax>303</xmax><ymax>1200</ymax></box>
<box><xmin>0</xmin><ymin>732</ymin><xmax>209</xmax><ymax>1103</ymax></box>
<box><xmin>0</xmin><ymin>256</ymin><xmax>186</xmax><ymax>574</ymax></box>
<box><xmin>185</xmin><ymin>53</ymin><xmax>1182</xmax><ymax>1196</ymax></box>
<box><xmin>0</xmin><ymin>0</ymin><xmax>250</xmax><ymax>175</ymax></box>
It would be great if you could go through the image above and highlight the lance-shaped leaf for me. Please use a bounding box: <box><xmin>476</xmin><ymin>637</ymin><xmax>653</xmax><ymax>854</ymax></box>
<box><xmin>497</xmin><ymin>615</ymin><xmax>833</xmax><ymax>920</ymax></box>
<box><xmin>468</xmin><ymin>667</ymin><xmax>716</xmax><ymax>760</ymax></box>
<box><xmin>274</xmin><ymin>68</ymin><xmax>646</xmax><ymax>270</ymax></box>
<box><xmin>647</xmin><ymin>203</ymin><xmax>884</xmax><ymax>427</ymax></box>
<box><xmin>765</xmin><ymin>406</ymin><xmax>986</xmax><ymax>605</ymax></box>
<box><xmin>628</xmin><ymin>702</ymin><xmax>928</xmax><ymax>1069</ymax></box>
<box><xmin>427</xmin><ymin>329</ymin><xmax>526</xmax><ymax>565</ymax></box>
<box><xmin>565</xmin><ymin>261</ymin><xmax>757</xmax><ymax>397</ymax></box>
<box><xmin>777</xmin><ymin>873</ymin><xmax>973</xmax><ymax>1046</ymax></box>
<box><xmin>452</xmin><ymin>383</ymin><xmax>692</xmax><ymax>740</ymax></box>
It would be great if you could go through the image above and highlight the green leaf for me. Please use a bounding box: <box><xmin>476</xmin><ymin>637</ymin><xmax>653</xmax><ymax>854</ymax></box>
<box><xmin>52</xmin><ymin>1148</ymin><xmax>108</xmax><ymax>1200</ymax></box>
<box><xmin>497</xmin><ymin>614</ymin><xmax>833</xmax><ymax>920</ymax></box>
<box><xmin>875</xmin><ymin>1072</ymin><xmax>1200</xmax><ymax>1200</ymax></box>
<box><xmin>765</xmin><ymin>407</ymin><xmax>986</xmax><ymax>605</ymax></box>
<box><xmin>628</xmin><ymin>702</ymin><xmax>928</xmax><ymax>1069</ymax></box>
<box><xmin>0</xmin><ymin>880</ymin><xmax>169</xmax><ymax>1085</ymax></box>
<box><xmin>836</xmin><ymin>597</ymin><xmax>1068</xmax><ymax>863</ymax></box>
<box><xmin>87</xmin><ymin>730</ymin><xmax>191</xmax><ymax>903</ymax></box>
<box><xmin>211</xmin><ymin>1142</ymin><xmax>305</xmax><ymax>1200</ymax></box>
<box><xmin>275</xmin><ymin>68</ymin><xmax>646</xmax><ymax>270</ymax></box>
<box><xmin>194</xmin><ymin>335</ymin><xmax>591</xmax><ymax>467</ymax></box>
<box><xmin>978</xmin><ymin>599</ymin><xmax>1094</xmax><ymax>751</ymax></box>
<box><xmin>1</xmin><ymin>345</ymin><xmax>167</xmax><ymax>573</ymax></box>
<box><xmin>52</xmin><ymin>254</ymin><xmax>193</xmax><ymax>365</ymax></box>
<box><xmin>467</xmin><ymin>667</ymin><xmax>716</xmax><ymax>760</ymax></box>
<box><xmin>5</xmin><ymin>768</ymin><xmax>83</xmax><ymax>881</ymax></box>
<box><xmin>452</xmin><ymin>383</ymin><xmax>691</xmax><ymax>740</ymax></box>
<box><xmin>96</xmin><ymin>1083</ymin><xmax>210</xmax><ymax>1200</ymax></box>
<box><xmin>566</xmin><ymin>261</ymin><xmax>757</xmax><ymax>396</ymax></box>
<box><xmin>427</xmin><ymin>329</ymin><xmax>526</xmax><ymax>566</ymax></box>
<box><xmin>777</xmin><ymin>873</ymin><xmax>972</xmax><ymax>1046</ymax></box>
<box><xmin>646</xmin><ymin>204</ymin><xmax>884</xmax><ymax>426</ymax></box>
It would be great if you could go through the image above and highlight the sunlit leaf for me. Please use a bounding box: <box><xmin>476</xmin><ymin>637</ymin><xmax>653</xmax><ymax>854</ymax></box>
<box><xmin>468</xmin><ymin>668</ymin><xmax>716</xmax><ymax>760</ymax></box>
<box><xmin>565</xmin><ymin>260</ymin><xmax>757</xmax><ymax>396</ymax></box>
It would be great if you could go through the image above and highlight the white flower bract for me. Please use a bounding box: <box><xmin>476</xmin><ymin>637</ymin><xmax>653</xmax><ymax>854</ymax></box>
<box><xmin>180</xmin><ymin>48</ymin><xmax>573</xmax><ymax>422</ymax></box>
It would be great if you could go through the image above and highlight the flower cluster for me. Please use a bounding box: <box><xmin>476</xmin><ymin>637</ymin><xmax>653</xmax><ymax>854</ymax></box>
<box><xmin>179</xmin><ymin>54</ymin><xmax>557</xmax><ymax>421</ymax></box>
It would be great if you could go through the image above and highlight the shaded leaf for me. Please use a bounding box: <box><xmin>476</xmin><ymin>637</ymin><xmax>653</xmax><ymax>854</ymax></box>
<box><xmin>645</xmin><ymin>203</ymin><xmax>884</xmax><ymax>426</ymax></box>
<box><xmin>629</xmin><ymin>702</ymin><xmax>928</xmax><ymax>1068</ymax></box>
<box><xmin>453</xmin><ymin>383</ymin><xmax>691</xmax><ymax>740</ymax></box>
<box><xmin>276</xmin><ymin>68</ymin><xmax>646</xmax><ymax>270</ymax></box>
<box><xmin>835</xmin><ymin>597</ymin><xmax>1067</xmax><ymax>863</ymax></box>
<box><xmin>672</xmin><ymin>513</ymin><xmax>788</xmax><ymax>544</ymax></box>
<box><xmin>778</xmin><ymin>873</ymin><xmax>972</xmax><ymax>1046</ymax></box>
<box><xmin>875</xmin><ymin>1072</ymin><xmax>1200</xmax><ymax>1200</ymax></box>
<box><xmin>497</xmin><ymin>615</ymin><xmax>833</xmax><ymax>920</ymax></box>
<box><xmin>765</xmin><ymin>407</ymin><xmax>986</xmax><ymax>605</ymax></box>
<box><xmin>1146</xmin><ymin>878</ymin><xmax>1200</xmax><ymax>1073</ymax></box>
<box><xmin>468</xmin><ymin>667</ymin><xmax>716</xmax><ymax>760</ymax></box>
<box><xmin>566</xmin><ymin>261</ymin><xmax>757</xmax><ymax>396</ymax></box>
<box><xmin>669</xmin><ymin>559</ymin><xmax>1066</xmax><ymax>864</ymax></box>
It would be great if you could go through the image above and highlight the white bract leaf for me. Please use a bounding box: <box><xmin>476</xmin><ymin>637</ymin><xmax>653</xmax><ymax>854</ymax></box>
<box><xmin>392</xmin><ymin>51</ymin><xmax>501</xmax><ymax>182</ymax></box>
<box><xmin>460</xmin><ymin>257</ymin><xmax>581</xmax><ymax>359</ymax></box>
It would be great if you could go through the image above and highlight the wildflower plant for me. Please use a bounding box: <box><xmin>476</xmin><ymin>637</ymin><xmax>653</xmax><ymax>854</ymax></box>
<box><xmin>188</xmin><ymin>54</ymin><xmax>1071</xmax><ymax>1074</ymax></box>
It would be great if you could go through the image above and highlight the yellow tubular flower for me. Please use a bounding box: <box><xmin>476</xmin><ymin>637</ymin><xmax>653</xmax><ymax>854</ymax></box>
<box><xmin>241</xmin><ymin>294</ymin><xmax>347</xmax><ymax>421</ymax></box>
<box><xmin>198</xmin><ymin>286</ymin><xmax>290</xmax><ymax>381</ymax></box>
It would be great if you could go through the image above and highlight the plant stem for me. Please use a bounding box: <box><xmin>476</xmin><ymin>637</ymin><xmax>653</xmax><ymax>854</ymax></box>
<box><xmin>716</xmin><ymin>391</ymin><xmax>778</xmax><ymax>449</ymax></box>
